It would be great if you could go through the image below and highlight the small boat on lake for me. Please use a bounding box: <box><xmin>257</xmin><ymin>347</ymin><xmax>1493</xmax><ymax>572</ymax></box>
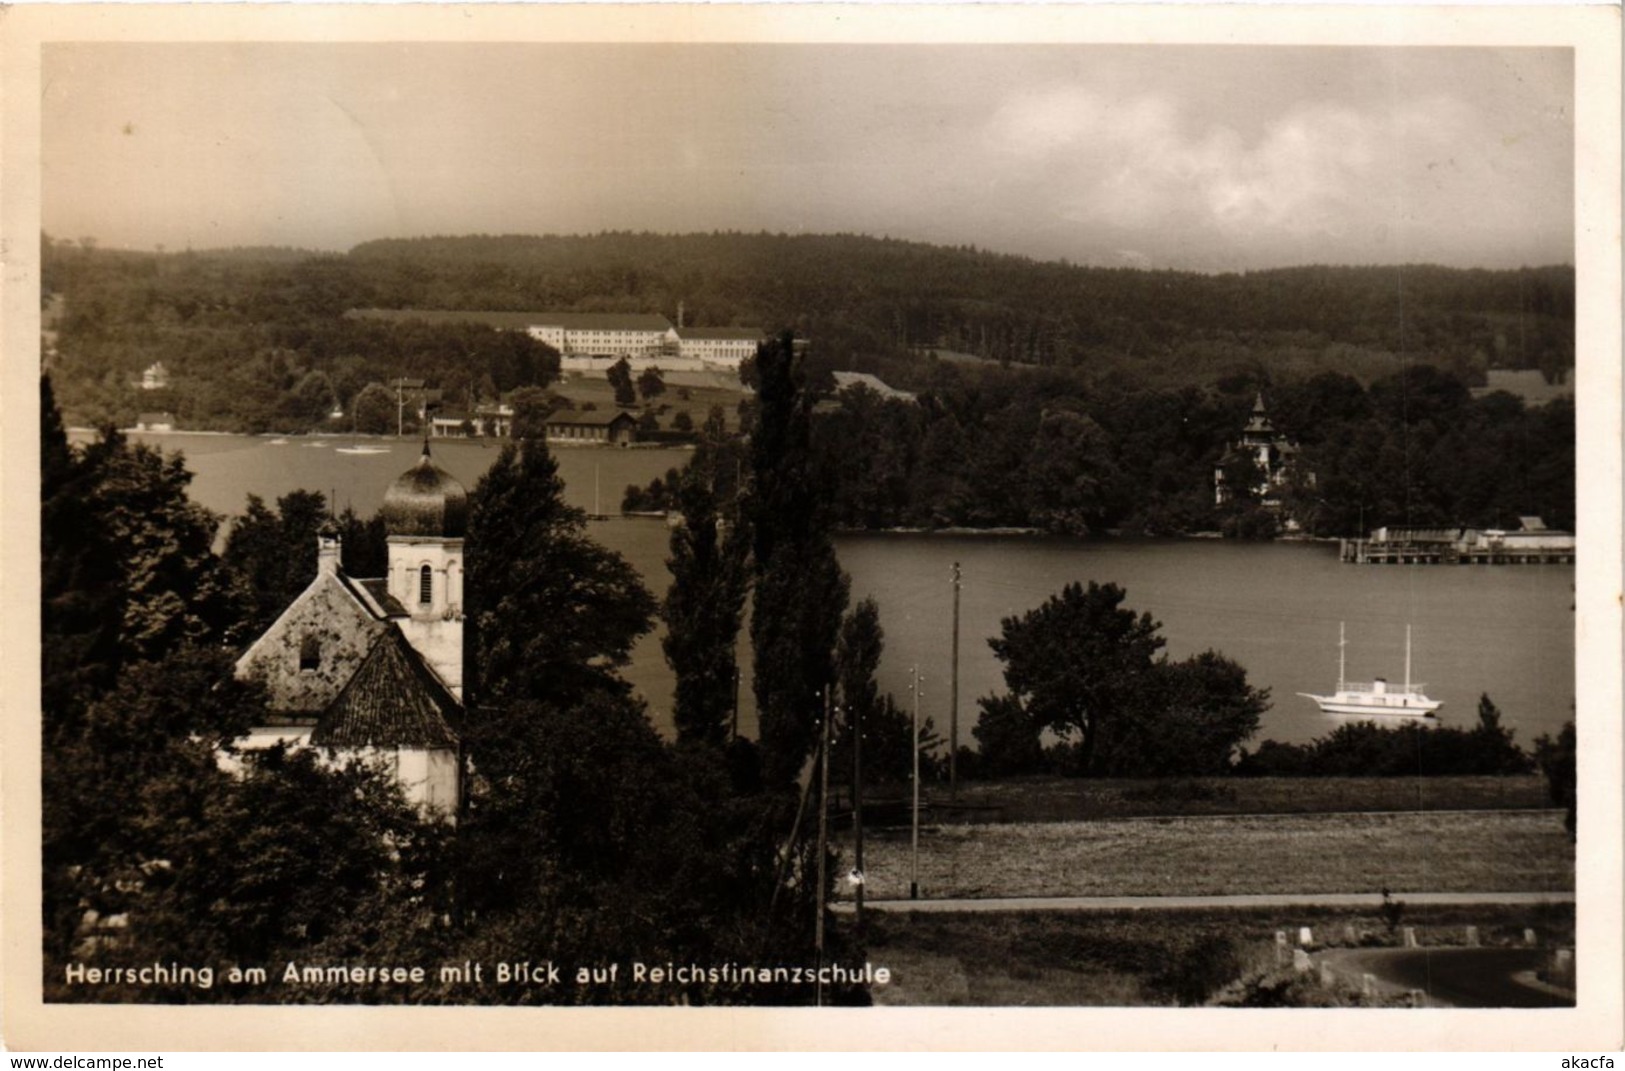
<box><xmin>1299</xmin><ymin>622</ymin><xmax>1441</xmax><ymax>719</ymax></box>
<box><xmin>335</xmin><ymin>444</ymin><xmax>392</xmax><ymax>455</ymax></box>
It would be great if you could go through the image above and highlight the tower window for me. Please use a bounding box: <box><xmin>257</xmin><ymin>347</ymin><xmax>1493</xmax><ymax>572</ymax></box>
<box><xmin>299</xmin><ymin>634</ymin><xmax>321</xmax><ymax>672</ymax></box>
<box><xmin>420</xmin><ymin>565</ymin><xmax>433</xmax><ymax>605</ymax></box>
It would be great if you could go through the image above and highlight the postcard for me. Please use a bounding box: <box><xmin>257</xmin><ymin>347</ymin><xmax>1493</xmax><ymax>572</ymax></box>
<box><xmin>2</xmin><ymin>3</ymin><xmax>1620</xmax><ymax>1053</ymax></box>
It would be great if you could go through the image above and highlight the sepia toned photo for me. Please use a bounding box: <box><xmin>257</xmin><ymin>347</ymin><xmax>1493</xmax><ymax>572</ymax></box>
<box><xmin>2</xmin><ymin>3</ymin><xmax>1620</xmax><ymax>1053</ymax></box>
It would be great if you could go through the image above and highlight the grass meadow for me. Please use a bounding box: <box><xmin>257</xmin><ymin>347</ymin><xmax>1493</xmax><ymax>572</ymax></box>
<box><xmin>851</xmin><ymin>775</ymin><xmax>1555</xmax><ymax>825</ymax></box>
<box><xmin>842</xmin><ymin>809</ymin><xmax>1573</xmax><ymax>901</ymax></box>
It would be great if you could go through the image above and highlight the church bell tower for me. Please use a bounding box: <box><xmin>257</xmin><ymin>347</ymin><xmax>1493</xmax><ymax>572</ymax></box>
<box><xmin>378</xmin><ymin>442</ymin><xmax>467</xmax><ymax>698</ymax></box>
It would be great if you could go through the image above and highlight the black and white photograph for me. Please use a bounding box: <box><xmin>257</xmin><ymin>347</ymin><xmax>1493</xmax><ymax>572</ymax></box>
<box><xmin>3</xmin><ymin>3</ymin><xmax>1620</xmax><ymax>1054</ymax></box>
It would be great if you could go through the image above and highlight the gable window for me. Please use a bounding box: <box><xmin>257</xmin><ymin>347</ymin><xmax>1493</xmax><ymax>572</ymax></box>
<box><xmin>420</xmin><ymin>564</ymin><xmax>433</xmax><ymax>605</ymax></box>
<box><xmin>299</xmin><ymin>634</ymin><xmax>321</xmax><ymax>672</ymax></box>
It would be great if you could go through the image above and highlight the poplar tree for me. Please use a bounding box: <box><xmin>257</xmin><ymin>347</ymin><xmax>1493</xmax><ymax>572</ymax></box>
<box><xmin>607</xmin><ymin>357</ymin><xmax>637</xmax><ymax>408</ymax></box>
<box><xmin>744</xmin><ymin>333</ymin><xmax>850</xmax><ymax>788</ymax></box>
<box><xmin>663</xmin><ymin>467</ymin><xmax>748</xmax><ymax>747</ymax></box>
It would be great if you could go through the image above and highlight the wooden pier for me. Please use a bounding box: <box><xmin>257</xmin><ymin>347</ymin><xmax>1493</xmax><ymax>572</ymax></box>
<box><xmin>1340</xmin><ymin>539</ymin><xmax>1574</xmax><ymax>565</ymax></box>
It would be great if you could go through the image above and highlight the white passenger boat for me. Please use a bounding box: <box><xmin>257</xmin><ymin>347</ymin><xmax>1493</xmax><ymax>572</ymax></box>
<box><xmin>1298</xmin><ymin>623</ymin><xmax>1441</xmax><ymax>719</ymax></box>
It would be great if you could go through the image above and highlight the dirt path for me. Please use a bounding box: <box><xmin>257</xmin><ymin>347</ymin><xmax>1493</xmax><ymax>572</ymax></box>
<box><xmin>1318</xmin><ymin>947</ymin><xmax>1574</xmax><ymax>1007</ymax></box>
<box><xmin>835</xmin><ymin>890</ymin><xmax>1574</xmax><ymax>913</ymax></box>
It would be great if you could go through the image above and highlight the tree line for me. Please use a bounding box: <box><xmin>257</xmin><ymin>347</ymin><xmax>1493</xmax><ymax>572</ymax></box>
<box><xmin>44</xmin><ymin>232</ymin><xmax>1572</xmax><ymax>437</ymax></box>
<box><xmin>806</xmin><ymin>362</ymin><xmax>1574</xmax><ymax>537</ymax></box>
<box><xmin>343</xmin><ymin>233</ymin><xmax>1573</xmax><ymax>382</ymax></box>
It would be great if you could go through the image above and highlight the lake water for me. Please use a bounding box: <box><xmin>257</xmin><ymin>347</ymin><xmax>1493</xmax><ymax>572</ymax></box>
<box><xmin>107</xmin><ymin>432</ymin><xmax>1577</xmax><ymax>750</ymax></box>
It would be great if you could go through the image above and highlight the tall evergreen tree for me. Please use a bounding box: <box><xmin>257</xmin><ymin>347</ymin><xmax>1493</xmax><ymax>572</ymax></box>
<box><xmin>223</xmin><ymin>489</ymin><xmax>330</xmax><ymax>638</ymax></box>
<box><xmin>41</xmin><ymin>376</ymin><xmax>123</xmax><ymax>719</ymax></box>
<box><xmin>662</xmin><ymin>468</ymin><xmax>748</xmax><ymax>746</ymax></box>
<box><xmin>744</xmin><ymin>333</ymin><xmax>850</xmax><ymax>787</ymax></box>
<box><xmin>830</xmin><ymin>597</ymin><xmax>938</xmax><ymax>783</ymax></box>
<box><xmin>464</xmin><ymin>437</ymin><xmax>656</xmax><ymax>708</ymax></box>
<box><xmin>73</xmin><ymin>430</ymin><xmax>246</xmax><ymax>657</ymax></box>
<box><xmin>336</xmin><ymin>505</ymin><xmax>390</xmax><ymax>579</ymax></box>
<box><xmin>836</xmin><ymin>598</ymin><xmax>884</xmax><ymax>737</ymax></box>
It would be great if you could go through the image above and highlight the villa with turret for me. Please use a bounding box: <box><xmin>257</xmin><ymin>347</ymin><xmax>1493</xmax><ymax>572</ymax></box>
<box><xmin>1214</xmin><ymin>393</ymin><xmax>1310</xmax><ymax>513</ymax></box>
<box><xmin>233</xmin><ymin>444</ymin><xmax>468</xmax><ymax>818</ymax></box>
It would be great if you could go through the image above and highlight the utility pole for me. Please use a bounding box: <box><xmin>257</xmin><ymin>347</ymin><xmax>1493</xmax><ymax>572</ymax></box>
<box><xmin>950</xmin><ymin>561</ymin><xmax>961</xmax><ymax>801</ymax></box>
<box><xmin>814</xmin><ymin>688</ymin><xmax>831</xmax><ymax>1007</ymax></box>
<box><xmin>852</xmin><ymin>687</ymin><xmax>865</xmax><ymax>935</ymax></box>
<box><xmin>910</xmin><ymin>666</ymin><xmax>922</xmax><ymax>901</ymax></box>
<box><xmin>730</xmin><ymin>666</ymin><xmax>740</xmax><ymax>742</ymax></box>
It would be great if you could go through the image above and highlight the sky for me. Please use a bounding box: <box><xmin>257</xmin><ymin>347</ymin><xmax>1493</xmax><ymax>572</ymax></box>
<box><xmin>42</xmin><ymin>43</ymin><xmax>1573</xmax><ymax>272</ymax></box>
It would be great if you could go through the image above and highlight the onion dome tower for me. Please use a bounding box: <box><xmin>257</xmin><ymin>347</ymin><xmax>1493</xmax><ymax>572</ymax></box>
<box><xmin>381</xmin><ymin>441</ymin><xmax>467</xmax><ymax>698</ymax></box>
<box><xmin>381</xmin><ymin>441</ymin><xmax>469</xmax><ymax>540</ymax></box>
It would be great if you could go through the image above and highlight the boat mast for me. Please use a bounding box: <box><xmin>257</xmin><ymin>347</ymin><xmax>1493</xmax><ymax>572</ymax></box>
<box><xmin>1338</xmin><ymin>621</ymin><xmax>1346</xmax><ymax>690</ymax></box>
<box><xmin>1405</xmin><ymin>624</ymin><xmax>1412</xmax><ymax>693</ymax></box>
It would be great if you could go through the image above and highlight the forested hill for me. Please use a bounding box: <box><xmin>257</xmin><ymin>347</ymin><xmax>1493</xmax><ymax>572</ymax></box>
<box><xmin>43</xmin><ymin>231</ymin><xmax>1573</xmax><ymax>443</ymax></box>
<box><xmin>43</xmin><ymin>231</ymin><xmax>1575</xmax><ymax>536</ymax></box>
<box><xmin>348</xmin><ymin>232</ymin><xmax>1574</xmax><ymax>380</ymax></box>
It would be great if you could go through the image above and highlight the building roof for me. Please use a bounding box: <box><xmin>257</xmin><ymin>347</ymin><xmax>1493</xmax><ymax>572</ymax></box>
<box><xmin>379</xmin><ymin>443</ymin><xmax>469</xmax><ymax>539</ymax></box>
<box><xmin>545</xmin><ymin>409</ymin><xmax>639</xmax><ymax>427</ymax></box>
<box><xmin>310</xmin><ymin>627</ymin><xmax>460</xmax><ymax>750</ymax></box>
<box><xmin>831</xmin><ymin>371</ymin><xmax>917</xmax><ymax>402</ymax></box>
<box><xmin>347</xmin><ymin>308</ymin><xmax>676</xmax><ymax>333</ymax></box>
<box><xmin>530</xmin><ymin>312</ymin><xmax>674</xmax><ymax>332</ymax></box>
<box><xmin>353</xmin><ymin>309</ymin><xmax>549</xmax><ymax>333</ymax></box>
<box><xmin>1373</xmin><ymin>527</ymin><xmax>1465</xmax><ymax>544</ymax></box>
<box><xmin>346</xmin><ymin>576</ymin><xmax>409</xmax><ymax>618</ymax></box>
<box><xmin>1243</xmin><ymin>393</ymin><xmax>1275</xmax><ymax>436</ymax></box>
<box><xmin>136</xmin><ymin>411</ymin><xmax>176</xmax><ymax>424</ymax></box>
<box><xmin>675</xmin><ymin>326</ymin><xmax>765</xmax><ymax>341</ymax></box>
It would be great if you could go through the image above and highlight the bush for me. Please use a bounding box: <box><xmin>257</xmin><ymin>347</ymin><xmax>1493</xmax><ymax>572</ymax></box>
<box><xmin>1533</xmin><ymin>721</ymin><xmax>1576</xmax><ymax>839</ymax></box>
<box><xmin>621</xmin><ymin>466</ymin><xmax>684</xmax><ymax>512</ymax></box>
<box><xmin>971</xmin><ymin>694</ymin><xmax>1044</xmax><ymax>777</ymax></box>
<box><xmin>1236</xmin><ymin>695</ymin><xmax>1534</xmax><ymax>777</ymax></box>
<box><xmin>1149</xmin><ymin>935</ymin><xmax>1244</xmax><ymax>1006</ymax></box>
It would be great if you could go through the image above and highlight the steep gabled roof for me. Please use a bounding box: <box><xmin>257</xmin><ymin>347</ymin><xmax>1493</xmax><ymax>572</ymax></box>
<box><xmin>234</xmin><ymin>570</ymin><xmax>392</xmax><ymax>716</ymax></box>
<box><xmin>345</xmin><ymin>576</ymin><xmax>408</xmax><ymax>618</ymax></box>
<box><xmin>311</xmin><ymin>627</ymin><xmax>460</xmax><ymax>749</ymax></box>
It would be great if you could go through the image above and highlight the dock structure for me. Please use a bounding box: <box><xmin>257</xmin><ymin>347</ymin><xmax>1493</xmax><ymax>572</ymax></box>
<box><xmin>1340</xmin><ymin>518</ymin><xmax>1574</xmax><ymax>565</ymax></box>
<box><xmin>1340</xmin><ymin>539</ymin><xmax>1574</xmax><ymax>565</ymax></box>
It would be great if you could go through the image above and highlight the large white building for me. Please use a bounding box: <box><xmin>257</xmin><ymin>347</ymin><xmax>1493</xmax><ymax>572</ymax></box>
<box><xmin>674</xmin><ymin>326</ymin><xmax>766</xmax><ymax>365</ymax></box>
<box><xmin>523</xmin><ymin>312</ymin><xmax>678</xmax><ymax>360</ymax></box>
<box><xmin>348</xmin><ymin>307</ymin><xmax>766</xmax><ymax>373</ymax></box>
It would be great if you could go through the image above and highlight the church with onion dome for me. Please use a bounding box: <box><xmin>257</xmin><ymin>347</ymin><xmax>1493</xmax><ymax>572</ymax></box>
<box><xmin>233</xmin><ymin>443</ymin><xmax>467</xmax><ymax>818</ymax></box>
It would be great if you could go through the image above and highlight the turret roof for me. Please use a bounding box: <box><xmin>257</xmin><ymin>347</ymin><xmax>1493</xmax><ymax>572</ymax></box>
<box><xmin>379</xmin><ymin>442</ymin><xmax>468</xmax><ymax>539</ymax></box>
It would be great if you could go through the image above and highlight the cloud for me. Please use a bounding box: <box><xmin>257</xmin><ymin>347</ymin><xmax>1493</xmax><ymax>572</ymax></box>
<box><xmin>983</xmin><ymin>85</ymin><xmax>1490</xmax><ymax>260</ymax></box>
